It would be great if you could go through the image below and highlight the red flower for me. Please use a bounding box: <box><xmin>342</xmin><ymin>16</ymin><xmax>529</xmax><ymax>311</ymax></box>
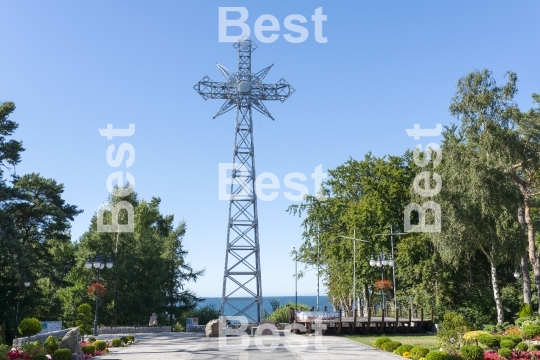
<box><xmin>374</xmin><ymin>280</ymin><xmax>392</xmax><ymax>291</ymax></box>
<box><xmin>88</xmin><ymin>282</ymin><xmax>106</xmax><ymax>296</ymax></box>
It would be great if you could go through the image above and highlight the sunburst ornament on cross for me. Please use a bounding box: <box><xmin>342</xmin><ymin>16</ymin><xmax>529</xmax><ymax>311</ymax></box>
<box><xmin>194</xmin><ymin>37</ymin><xmax>294</xmax><ymax>323</ymax></box>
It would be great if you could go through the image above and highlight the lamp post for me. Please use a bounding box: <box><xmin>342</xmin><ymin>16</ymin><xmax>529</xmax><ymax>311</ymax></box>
<box><xmin>337</xmin><ymin>230</ymin><xmax>369</xmax><ymax>326</ymax></box>
<box><xmin>292</xmin><ymin>246</ymin><xmax>298</xmax><ymax>312</ymax></box>
<box><xmin>85</xmin><ymin>254</ymin><xmax>113</xmax><ymax>336</ymax></box>
<box><xmin>15</xmin><ymin>278</ymin><xmax>31</xmax><ymax>339</ymax></box>
<box><xmin>375</xmin><ymin>225</ymin><xmax>407</xmax><ymax>312</ymax></box>
<box><xmin>369</xmin><ymin>253</ymin><xmax>393</xmax><ymax>313</ymax></box>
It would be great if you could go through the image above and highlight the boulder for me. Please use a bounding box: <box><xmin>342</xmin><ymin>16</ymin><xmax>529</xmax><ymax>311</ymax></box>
<box><xmin>58</xmin><ymin>328</ymin><xmax>81</xmax><ymax>354</ymax></box>
<box><xmin>205</xmin><ymin>319</ymin><xmax>220</xmax><ymax>337</ymax></box>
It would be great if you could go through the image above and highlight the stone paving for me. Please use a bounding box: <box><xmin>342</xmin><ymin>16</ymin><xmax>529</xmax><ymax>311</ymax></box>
<box><xmin>94</xmin><ymin>332</ymin><xmax>403</xmax><ymax>359</ymax></box>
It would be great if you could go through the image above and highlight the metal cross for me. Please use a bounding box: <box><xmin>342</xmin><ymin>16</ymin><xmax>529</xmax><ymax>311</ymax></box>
<box><xmin>194</xmin><ymin>37</ymin><xmax>294</xmax><ymax>323</ymax></box>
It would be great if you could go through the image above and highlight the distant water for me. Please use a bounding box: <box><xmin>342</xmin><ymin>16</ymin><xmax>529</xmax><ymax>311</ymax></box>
<box><xmin>198</xmin><ymin>296</ymin><xmax>334</xmax><ymax>317</ymax></box>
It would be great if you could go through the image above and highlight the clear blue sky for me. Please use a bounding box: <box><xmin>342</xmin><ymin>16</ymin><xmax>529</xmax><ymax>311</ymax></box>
<box><xmin>1</xmin><ymin>1</ymin><xmax>539</xmax><ymax>297</ymax></box>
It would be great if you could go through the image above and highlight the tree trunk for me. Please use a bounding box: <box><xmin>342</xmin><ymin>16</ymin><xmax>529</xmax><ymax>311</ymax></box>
<box><xmin>521</xmin><ymin>252</ymin><xmax>532</xmax><ymax>306</ymax></box>
<box><xmin>524</xmin><ymin>199</ymin><xmax>540</xmax><ymax>313</ymax></box>
<box><xmin>518</xmin><ymin>204</ymin><xmax>532</xmax><ymax>306</ymax></box>
<box><xmin>490</xmin><ymin>261</ymin><xmax>504</xmax><ymax>324</ymax></box>
<box><xmin>363</xmin><ymin>285</ymin><xmax>369</xmax><ymax>316</ymax></box>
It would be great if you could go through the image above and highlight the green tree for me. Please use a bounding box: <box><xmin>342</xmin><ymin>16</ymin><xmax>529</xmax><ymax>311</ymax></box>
<box><xmin>75</xmin><ymin>304</ymin><xmax>93</xmax><ymax>339</ymax></box>
<box><xmin>288</xmin><ymin>153</ymin><xmax>416</xmax><ymax>313</ymax></box>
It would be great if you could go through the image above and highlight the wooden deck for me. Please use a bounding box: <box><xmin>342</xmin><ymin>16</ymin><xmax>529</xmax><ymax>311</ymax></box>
<box><xmin>297</xmin><ymin>312</ymin><xmax>434</xmax><ymax>335</ymax></box>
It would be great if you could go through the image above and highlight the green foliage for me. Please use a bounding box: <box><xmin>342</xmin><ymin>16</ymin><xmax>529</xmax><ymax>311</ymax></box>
<box><xmin>52</xmin><ymin>349</ymin><xmax>72</xmax><ymax>360</ymax></box>
<box><xmin>477</xmin><ymin>334</ymin><xmax>500</xmax><ymax>349</ymax></box>
<box><xmin>410</xmin><ymin>346</ymin><xmax>430</xmax><ymax>360</ymax></box>
<box><xmin>120</xmin><ymin>336</ymin><xmax>128</xmax><ymax>343</ymax></box>
<box><xmin>373</xmin><ymin>337</ymin><xmax>392</xmax><ymax>348</ymax></box>
<box><xmin>30</xmin><ymin>355</ymin><xmax>48</xmax><ymax>360</ymax></box>
<box><xmin>459</xmin><ymin>345</ymin><xmax>483</xmax><ymax>360</ymax></box>
<box><xmin>0</xmin><ymin>344</ymin><xmax>10</xmax><ymax>360</ymax></box>
<box><xmin>519</xmin><ymin>303</ymin><xmax>533</xmax><ymax>318</ymax></box>
<box><xmin>497</xmin><ymin>347</ymin><xmax>511</xmax><ymax>358</ymax></box>
<box><xmin>179</xmin><ymin>304</ymin><xmax>221</xmax><ymax>327</ymax></box>
<box><xmin>446</xmin><ymin>356</ymin><xmax>464</xmax><ymax>360</ymax></box>
<box><xmin>44</xmin><ymin>335</ymin><xmax>58</xmax><ymax>353</ymax></box>
<box><xmin>396</xmin><ymin>344</ymin><xmax>414</xmax><ymax>355</ymax></box>
<box><xmin>426</xmin><ymin>351</ymin><xmax>448</xmax><ymax>360</ymax></box>
<box><xmin>516</xmin><ymin>342</ymin><xmax>528</xmax><ymax>351</ymax></box>
<box><xmin>76</xmin><ymin>303</ymin><xmax>93</xmax><ymax>339</ymax></box>
<box><xmin>93</xmin><ymin>340</ymin><xmax>106</xmax><ymax>351</ymax></box>
<box><xmin>521</xmin><ymin>324</ymin><xmax>540</xmax><ymax>339</ymax></box>
<box><xmin>87</xmin><ymin>337</ymin><xmax>96</xmax><ymax>342</ymax></box>
<box><xmin>532</xmin><ymin>344</ymin><xmax>540</xmax><ymax>351</ymax></box>
<box><xmin>499</xmin><ymin>339</ymin><xmax>514</xmax><ymax>349</ymax></box>
<box><xmin>20</xmin><ymin>342</ymin><xmax>46</xmax><ymax>357</ymax></box>
<box><xmin>515</xmin><ymin>315</ymin><xmax>540</xmax><ymax>327</ymax></box>
<box><xmin>265</xmin><ymin>302</ymin><xmax>310</xmax><ymax>323</ymax></box>
<box><xmin>437</xmin><ymin>311</ymin><xmax>469</xmax><ymax>353</ymax></box>
<box><xmin>81</xmin><ymin>345</ymin><xmax>95</xmax><ymax>355</ymax></box>
<box><xmin>126</xmin><ymin>335</ymin><xmax>135</xmax><ymax>342</ymax></box>
<box><xmin>382</xmin><ymin>341</ymin><xmax>401</xmax><ymax>352</ymax></box>
<box><xmin>18</xmin><ymin>318</ymin><xmax>42</xmax><ymax>337</ymax></box>
<box><xmin>173</xmin><ymin>322</ymin><xmax>185</xmax><ymax>332</ymax></box>
<box><xmin>110</xmin><ymin>338</ymin><xmax>122</xmax><ymax>347</ymax></box>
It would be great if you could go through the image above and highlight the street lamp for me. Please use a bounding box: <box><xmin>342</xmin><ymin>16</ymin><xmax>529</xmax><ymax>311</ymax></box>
<box><xmin>85</xmin><ymin>254</ymin><xmax>113</xmax><ymax>336</ymax></box>
<box><xmin>15</xmin><ymin>278</ymin><xmax>31</xmax><ymax>339</ymax></box>
<box><xmin>375</xmin><ymin>225</ymin><xmax>407</xmax><ymax>311</ymax></box>
<box><xmin>514</xmin><ymin>268</ymin><xmax>521</xmax><ymax>278</ymax></box>
<box><xmin>337</xmin><ymin>230</ymin><xmax>369</xmax><ymax>326</ymax></box>
<box><xmin>370</xmin><ymin>253</ymin><xmax>393</xmax><ymax>313</ymax></box>
<box><xmin>292</xmin><ymin>246</ymin><xmax>298</xmax><ymax>312</ymax></box>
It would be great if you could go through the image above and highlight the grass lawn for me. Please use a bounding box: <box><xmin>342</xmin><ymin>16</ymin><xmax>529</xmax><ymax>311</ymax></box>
<box><xmin>345</xmin><ymin>334</ymin><xmax>440</xmax><ymax>351</ymax></box>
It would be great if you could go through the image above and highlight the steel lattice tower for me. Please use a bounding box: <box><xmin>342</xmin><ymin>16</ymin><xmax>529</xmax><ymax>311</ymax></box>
<box><xmin>194</xmin><ymin>38</ymin><xmax>294</xmax><ymax>323</ymax></box>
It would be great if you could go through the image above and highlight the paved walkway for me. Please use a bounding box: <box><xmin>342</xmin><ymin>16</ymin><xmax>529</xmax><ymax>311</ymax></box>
<box><xmin>94</xmin><ymin>332</ymin><xmax>403</xmax><ymax>359</ymax></box>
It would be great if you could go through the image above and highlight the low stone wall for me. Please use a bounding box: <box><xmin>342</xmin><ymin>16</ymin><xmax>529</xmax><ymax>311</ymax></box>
<box><xmin>12</xmin><ymin>327</ymin><xmax>76</xmax><ymax>348</ymax></box>
<box><xmin>97</xmin><ymin>326</ymin><xmax>171</xmax><ymax>334</ymax></box>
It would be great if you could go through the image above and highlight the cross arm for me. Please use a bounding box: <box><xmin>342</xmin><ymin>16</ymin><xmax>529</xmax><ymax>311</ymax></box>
<box><xmin>261</xmin><ymin>78</ymin><xmax>295</xmax><ymax>102</ymax></box>
<box><xmin>193</xmin><ymin>76</ymin><xmax>232</xmax><ymax>100</ymax></box>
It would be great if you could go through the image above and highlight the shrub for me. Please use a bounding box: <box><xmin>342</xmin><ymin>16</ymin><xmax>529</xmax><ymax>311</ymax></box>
<box><xmin>383</xmin><ymin>341</ymin><xmax>401</xmax><ymax>352</ymax></box>
<box><xmin>264</xmin><ymin>301</ymin><xmax>310</xmax><ymax>324</ymax></box>
<box><xmin>110</xmin><ymin>338</ymin><xmax>122</xmax><ymax>347</ymax></box>
<box><xmin>0</xmin><ymin>344</ymin><xmax>10</xmax><ymax>360</ymax></box>
<box><xmin>477</xmin><ymin>334</ymin><xmax>500</xmax><ymax>349</ymax></box>
<box><xmin>532</xmin><ymin>344</ymin><xmax>540</xmax><ymax>351</ymax></box>
<box><xmin>32</xmin><ymin>340</ymin><xmax>42</xmax><ymax>346</ymax></box>
<box><xmin>522</xmin><ymin>324</ymin><xmax>540</xmax><ymax>339</ymax></box>
<box><xmin>499</xmin><ymin>339</ymin><xmax>514</xmax><ymax>349</ymax></box>
<box><xmin>396</xmin><ymin>344</ymin><xmax>414</xmax><ymax>355</ymax></box>
<box><xmin>373</xmin><ymin>337</ymin><xmax>392</xmax><ymax>348</ymax></box>
<box><xmin>126</xmin><ymin>335</ymin><xmax>135</xmax><ymax>342</ymax></box>
<box><xmin>497</xmin><ymin>347</ymin><xmax>511</xmax><ymax>358</ymax></box>
<box><xmin>52</xmin><ymin>349</ymin><xmax>72</xmax><ymax>360</ymax></box>
<box><xmin>93</xmin><ymin>340</ymin><xmax>106</xmax><ymax>351</ymax></box>
<box><xmin>519</xmin><ymin>303</ymin><xmax>533</xmax><ymax>318</ymax></box>
<box><xmin>437</xmin><ymin>311</ymin><xmax>469</xmax><ymax>353</ymax></box>
<box><xmin>459</xmin><ymin>345</ymin><xmax>483</xmax><ymax>360</ymax></box>
<box><xmin>446</xmin><ymin>356</ymin><xmax>463</xmax><ymax>360</ymax></box>
<box><xmin>120</xmin><ymin>336</ymin><xmax>128</xmax><ymax>343</ymax></box>
<box><xmin>44</xmin><ymin>335</ymin><xmax>58</xmax><ymax>353</ymax></box>
<box><xmin>516</xmin><ymin>342</ymin><xmax>528</xmax><ymax>351</ymax></box>
<box><xmin>402</xmin><ymin>352</ymin><xmax>411</xmax><ymax>359</ymax></box>
<box><xmin>463</xmin><ymin>330</ymin><xmax>489</xmax><ymax>344</ymax></box>
<box><xmin>81</xmin><ymin>345</ymin><xmax>96</xmax><ymax>355</ymax></box>
<box><xmin>410</xmin><ymin>346</ymin><xmax>430</xmax><ymax>360</ymax></box>
<box><xmin>76</xmin><ymin>303</ymin><xmax>93</xmax><ymax>340</ymax></box>
<box><xmin>173</xmin><ymin>322</ymin><xmax>185</xmax><ymax>332</ymax></box>
<box><xmin>87</xmin><ymin>337</ymin><xmax>96</xmax><ymax>342</ymax></box>
<box><xmin>20</xmin><ymin>341</ymin><xmax>46</xmax><ymax>356</ymax></box>
<box><xmin>18</xmin><ymin>318</ymin><xmax>42</xmax><ymax>337</ymax></box>
<box><xmin>30</xmin><ymin>355</ymin><xmax>48</xmax><ymax>360</ymax></box>
<box><xmin>426</xmin><ymin>351</ymin><xmax>448</xmax><ymax>360</ymax></box>
<box><xmin>501</xmin><ymin>335</ymin><xmax>521</xmax><ymax>348</ymax></box>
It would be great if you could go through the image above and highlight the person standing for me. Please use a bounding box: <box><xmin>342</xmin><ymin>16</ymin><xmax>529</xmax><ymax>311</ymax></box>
<box><xmin>149</xmin><ymin>313</ymin><xmax>157</xmax><ymax>326</ymax></box>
